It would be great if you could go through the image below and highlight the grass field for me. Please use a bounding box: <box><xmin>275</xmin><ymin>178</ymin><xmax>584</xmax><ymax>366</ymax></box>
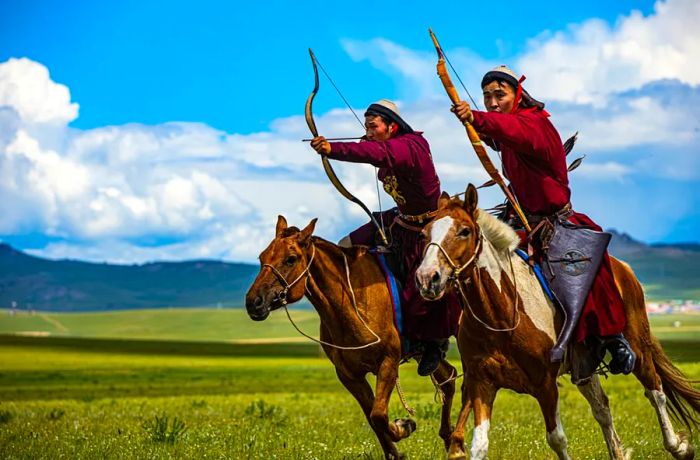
<box><xmin>1</xmin><ymin>309</ymin><xmax>699</xmax><ymax>459</ymax></box>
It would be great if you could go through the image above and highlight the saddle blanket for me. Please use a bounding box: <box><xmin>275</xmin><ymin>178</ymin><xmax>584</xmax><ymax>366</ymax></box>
<box><xmin>514</xmin><ymin>249</ymin><xmax>555</xmax><ymax>301</ymax></box>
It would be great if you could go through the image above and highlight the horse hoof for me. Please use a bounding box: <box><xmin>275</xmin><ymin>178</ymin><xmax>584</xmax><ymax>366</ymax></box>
<box><xmin>447</xmin><ymin>442</ymin><xmax>467</xmax><ymax>460</ymax></box>
<box><xmin>394</xmin><ymin>418</ymin><xmax>417</xmax><ymax>437</ymax></box>
<box><xmin>447</xmin><ymin>450</ymin><xmax>467</xmax><ymax>460</ymax></box>
<box><xmin>673</xmin><ymin>432</ymin><xmax>694</xmax><ymax>460</ymax></box>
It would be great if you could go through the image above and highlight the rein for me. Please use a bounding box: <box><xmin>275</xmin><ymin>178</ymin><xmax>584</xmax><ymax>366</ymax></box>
<box><xmin>264</xmin><ymin>243</ymin><xmax>382</xmax><ymax>350</ymax></box>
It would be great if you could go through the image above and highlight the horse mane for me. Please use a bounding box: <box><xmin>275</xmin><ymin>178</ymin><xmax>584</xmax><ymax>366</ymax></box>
<box><xmin>476</xmin><ymin>209</ymin><xmax>520</xmax><ymax>253</ymax></box>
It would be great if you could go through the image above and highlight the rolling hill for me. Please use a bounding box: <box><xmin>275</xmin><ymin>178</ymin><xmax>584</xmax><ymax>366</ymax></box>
<box><xmin>0</xmin><ymin>229</ymin><xmax>698</xmax><ymax>312</ymax></box>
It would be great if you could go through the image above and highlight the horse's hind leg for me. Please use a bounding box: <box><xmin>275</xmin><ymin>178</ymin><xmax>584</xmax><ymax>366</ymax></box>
<box><xmin>634</xmin><ymin>343</ymin><xmax>695</xmax><ymax>460</ymax></box>
<box><xmin>577</xmin><ymin>374</ymin><xmax>630</xmax><ymax>459</ymax></box>
<box><xmin>336</xmin><ymin>369</ymin><xmax>402</xmax><ymax>460</ymax></box>
<box><xmin>433</xmin><ymin>359</ymin><xmax>457</xmax><ymax>451</ymax></box>
<box><xmin>536</xmin><ymin>378</ymin><xmax>571</xmax><ymax>460</ymax></box>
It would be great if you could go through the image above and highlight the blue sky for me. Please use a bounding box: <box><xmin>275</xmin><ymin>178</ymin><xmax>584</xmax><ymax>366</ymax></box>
<box><xmin>0</xmin><ymin>0</ymin><xmax>698</xmax><ymax>263</ymax></box>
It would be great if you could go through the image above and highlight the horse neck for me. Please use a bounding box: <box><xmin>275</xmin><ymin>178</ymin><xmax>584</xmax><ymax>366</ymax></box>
<box><xmin>304</xmin><ymin>238</ymin><xmax>369</xmax><ymax>336</ymax></box>
<box><xmin>461</xmin><ymin>237</ymin><xmax>519</xmax><ymax>324</ymax></box>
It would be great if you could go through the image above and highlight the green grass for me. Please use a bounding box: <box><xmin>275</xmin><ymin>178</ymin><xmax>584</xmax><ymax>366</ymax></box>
<box><xmin>0</xmin><ymin>310</ymin><xmax>699</xmax><ymax>458</ymax></box>
<box><xmin>2</xmin><ymin>307</ymin><xmax>699</xmax><ymax>343</ymax></box>
<box><xmin>1</xmin><ymin>333</ymin><xmax>700</xmax><ymax>459</ymax></box>
<box><xmin>0</xmin><ymin>307</ymin><xmax>319</xmax><ymax>342</ymax></box>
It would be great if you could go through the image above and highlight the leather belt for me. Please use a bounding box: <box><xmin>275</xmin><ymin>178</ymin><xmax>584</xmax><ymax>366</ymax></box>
<box><xmin>526</xmin><ymin>202</ymin><xmax>573</xmax><ymax>226</ymax></box>
<box><xmin>398</xmin><ymin>209</ymin><xmax>438</xmax><ymax>224</ymax></box>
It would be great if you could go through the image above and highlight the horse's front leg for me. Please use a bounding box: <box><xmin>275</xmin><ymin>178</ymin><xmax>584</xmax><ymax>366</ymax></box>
<box><xmin>372</xmin><ymin>357</ymin><xmax>416</xmax><ymax>444</ymax></box>
<box><xmin>468</xmin><ymin>379</ymin><xmax>497</xmax><ymax>460</ymax></box>
<box><xmin>447</xmin><ymin>377</ymin><xmax>472</xmax><ymax>460</ymax></box>
<box><xmin>336</xmin><ymin>368</ymin><xmax>402</xmax><ymax>460</ymax></box>
<box><xmin>433</xmin><ymin>358</ymin><xmax>458</xmax><ymax>451</ymax></box>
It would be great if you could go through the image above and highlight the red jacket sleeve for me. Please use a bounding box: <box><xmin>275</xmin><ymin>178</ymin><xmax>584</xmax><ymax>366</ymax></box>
<box><xmin>471</xmin><ymin>110</ymin><xmax>548</xmax><ymax>159</ymax></box>
<box><xmin>327</xmin><ymin>136</ymin><xmax>419</xmax><ymax>170</ymax></box>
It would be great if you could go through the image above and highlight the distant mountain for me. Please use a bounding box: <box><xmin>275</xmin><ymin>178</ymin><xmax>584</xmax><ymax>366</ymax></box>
<box><xmin>1</xmin><ymin>231</ymin><xmax>698</xmax><ymax>312</ymax></box>
<box><xmin>606</xmin><ymin>230</ymin><xmax>700</xmax><ymax>301</ymax></box>
<box><xmin>0</xmin><ymin>244</ymin><xmax>258</xmax><ymax>311</ymax></box>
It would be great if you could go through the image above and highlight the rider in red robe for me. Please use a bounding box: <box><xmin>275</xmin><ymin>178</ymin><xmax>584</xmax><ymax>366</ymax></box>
<box><xmin>452</xmin><ymin>65</ymin><xmax>635</xmax><ymax>375</ymax></box>
<box><xmin>310</xmin><ymin>100</ymin><xmax>461</xmax><ymax>376</ymax></box>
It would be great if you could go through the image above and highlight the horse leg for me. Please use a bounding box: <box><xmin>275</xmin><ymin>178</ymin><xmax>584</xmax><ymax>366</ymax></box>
<box><xmin>633</xmin><ymin>344</ymin><xmax>695</xmax><ymax>460</ymax></box>
<box><xmin>432</xmin><ymin>359</ymin><xmax>457</xmax><ymax>451</ymax></box>
<box><xmin>536</xmin><ymin>379</ymin><xmax>570</xmax><ymax>460</ymax></box>
<box><xmin>468</xmin><ymin>380</ymin><xmax>497</xmax><ymax>460</ymax></box>
<box><xmin>372</xmin><ymin>358</ymin><xmax>416</xmax><ymax>444</ymax></box>
<box><xmin>335</xmin><ymin>369</ymin><xmax>402</xmax><ymax>460</ymax></box>
<box><xmin>447</xmin><ymin>378</ymin><xmax>472</xmax><ymax>460</ymax></box>
<box><xmin>576</xmin><ymin>374</ymin><xmax>630</xmax><ymax>459</ymax></box>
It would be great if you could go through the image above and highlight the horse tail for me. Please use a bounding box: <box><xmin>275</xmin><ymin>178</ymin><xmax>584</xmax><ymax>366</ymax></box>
<box><xmin>650</xmin><ymin>336</ymin><xmax>700</xmax><ymax>432</ymax></box>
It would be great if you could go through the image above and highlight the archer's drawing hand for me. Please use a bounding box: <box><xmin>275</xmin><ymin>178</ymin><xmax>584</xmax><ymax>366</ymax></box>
<box><xmin>451</xmin><ymin>101</ymin><xmax>474</xmax><ymax>125</ymax></box>
<box><xmin>310</xmin><ymin>136</ymin><xmax>331</xmax><ymax>155</ymax></box>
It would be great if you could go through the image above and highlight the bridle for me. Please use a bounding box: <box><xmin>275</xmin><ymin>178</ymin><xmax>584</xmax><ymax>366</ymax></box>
<box><xmin>423</xmin><ymin>227</ymin><xmax>483</xmax><ymax>283</ymax></box>
<box><xmin>423</xmin><ymin>221</ymin><xmax>521</xmax><ymax>333</ymax></box>
<box><xmin>260</xmin><ymin>242</ymin><xmax>382</xmax><ymax>350</ymax></box>
<box><xmin>261</xmin><ymin>244</ymin><xmax>316</xmax><ymax>306</ymax></box>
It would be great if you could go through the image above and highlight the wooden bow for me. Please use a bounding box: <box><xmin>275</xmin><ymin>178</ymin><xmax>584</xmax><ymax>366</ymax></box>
<box><xmin>428</xmin><ymin>30</ymin><xmax>531</xmax><ymax>232</ymax></box>
<box><xmin>304</xmin><ymin>49</ymin><xmax>388</xmax><ymax>245</ymax></box>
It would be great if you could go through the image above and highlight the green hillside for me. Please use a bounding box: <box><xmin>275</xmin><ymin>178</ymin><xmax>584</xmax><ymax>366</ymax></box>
<box><xmin>0</xmin><ymin>308</ymin><xmax>319</xmax><ymax>342</ymax></box>
<box><xmin>1</xmin><ymin>229</ymin><xmax>698</xmax><ymax>313</ymax></box>
<box><xmin>1</xmin><ymin>308</ymin><xmax>698</xmax><ymax>343</ymax></box>
<box><xmin>0</xmin><ymin>244</ymin><xmax>257</xmax><ymax>311</ymax></box>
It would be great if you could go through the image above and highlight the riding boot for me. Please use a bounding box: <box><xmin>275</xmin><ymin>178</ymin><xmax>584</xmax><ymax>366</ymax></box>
<box><xmin>602</xmin><ymin>334</ymin><xmax>636</xmax><ymax>374</ymax></box>
<box><xmin>550</xmin><ymin>295</ymin><xmax>586</xmax><ymax>362</ymax></box>
<box><xmin>417</xmin><ymin>340</ymin><xmax>447</xmax><ymax>376</ymax></box>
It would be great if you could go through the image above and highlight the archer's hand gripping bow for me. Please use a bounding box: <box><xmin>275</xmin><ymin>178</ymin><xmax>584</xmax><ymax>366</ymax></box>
<box><xmin>428</xmin><ymin>30</ymin><xmax>531</xmax><ymax>233</ymax></box>
<box><xmin>304</xmin><ymin>49</ymin><xmax>389</xmax><ymax>245</ymax></box>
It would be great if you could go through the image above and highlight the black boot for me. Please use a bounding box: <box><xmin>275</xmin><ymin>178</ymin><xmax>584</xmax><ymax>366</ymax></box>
<box><xmin>417</xmin><ymin>340</ymin><xmax>447</xmax><ymax>376</ymax></box>
<box><xmin>603</xmin><ymin>334</ymin><xmax>636</xmax><ymax>375</ymax></box>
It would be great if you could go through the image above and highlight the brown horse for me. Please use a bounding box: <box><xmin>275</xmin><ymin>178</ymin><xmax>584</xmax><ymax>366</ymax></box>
<box><xmin>245</xmin><ymin>215</ymin><xmax>458</xmax><ymax>459</ymax></box>
<box><xmin>415</xmin><ymin>185</ymin><xmax>700</xmax><ymax>460</ymax></box>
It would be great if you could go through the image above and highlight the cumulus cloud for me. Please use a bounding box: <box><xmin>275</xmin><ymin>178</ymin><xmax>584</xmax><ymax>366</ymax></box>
<box><xmin>2</xmin><ymin>0</ymin><xmax>699</xmax><ymax>263</ymax></box>
<box><xmin>518</xmin><ymin>0</ymin><xmax>700</xmax><ymax>106</ymax></box>
<box><xmin>0</xmin><ymin>58</ymin><xmax>78</xmax><ymax>125</ymax></box>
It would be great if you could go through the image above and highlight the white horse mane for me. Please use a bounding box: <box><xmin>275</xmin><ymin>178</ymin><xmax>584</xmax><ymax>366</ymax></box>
<box><xmin>476</xmin><ymin>209</ymin><xmax>520</xmax><ymax>253</ymax></box>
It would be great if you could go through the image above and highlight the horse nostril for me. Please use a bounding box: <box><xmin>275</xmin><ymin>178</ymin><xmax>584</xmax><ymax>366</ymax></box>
<box><xmin>253</xmin><ymin>296</ymin><xmax>263</xmax><ymax>307</ymax></box>
<box><xmin>431</xmin><ymin>272</ymin><xmax>440</xmax><ymax>284</ymax></box>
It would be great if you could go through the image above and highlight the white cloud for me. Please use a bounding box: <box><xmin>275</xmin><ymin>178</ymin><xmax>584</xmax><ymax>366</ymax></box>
<box><xmin>2</xmin><ymin>0</ymin><xmax>700</xmax><ymax>263</ymax></box>
<box><xmin>0</xmin><ymin>58</ymin><xmax>78</xmax><ymax>125</ymax></box>
<box><xmin>517</xmin><ymin>0</ymin><xmax>700</xmax><ymax>106</ymax></box>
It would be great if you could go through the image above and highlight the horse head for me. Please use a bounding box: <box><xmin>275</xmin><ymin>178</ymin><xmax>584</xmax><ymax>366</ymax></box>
<box><xmin>245</xmin><ymin>215</ymin><xmax>317</xmax><ymax>321</ymax></box>
<box><xmin>416</xmin><ymin>184</ymin><xmax>481</xmax><ymax>300</ymax></box>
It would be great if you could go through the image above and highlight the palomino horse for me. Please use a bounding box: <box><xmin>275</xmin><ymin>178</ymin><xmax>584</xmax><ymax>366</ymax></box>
<box><xmin>245</xmin><ymin>216</ymin><xmax>458</xmax><ymax>459</ymax></box>
<box><xmin>415</xmin><ymin>185</ymin><xmax>700</xmax><ymax>460</ymax></box>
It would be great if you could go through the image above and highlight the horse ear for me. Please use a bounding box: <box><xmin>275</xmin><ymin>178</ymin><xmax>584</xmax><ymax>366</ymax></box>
<box><xmin>299</xmin><ymin>218</ymin><xmax>318</xmax><ymax>246</ymax></box>
<box><xmin>276</xmin><ymin>215</ymin><xmax>288</xmax><ymax>237</ymax></box>
<box><xmin>463</xmin><ymin>184</ymin><xmax>478</xmax><ymax>216</ymax></box>
<box><xmin>438</xmin><ymin>191</ymin><xmax>451</xmax><ymax>209</ymax></box>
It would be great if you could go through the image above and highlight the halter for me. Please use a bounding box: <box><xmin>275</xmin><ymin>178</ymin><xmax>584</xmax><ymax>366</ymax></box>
<box><xmin>424</xmin><ymin>231</ymin><xmax>483</xmax><ymax>282</ymax></box>
<box><xmin>261</xmin><ymin>244</ymin><xmax>316</xmax><ymax>306</ymax></box>
<box><xmin>424</xmin><ymin>224</ymin><xmax>521</xmax><ymax>333</ymax></box>
<box><xmin>262</xmin><ymin>242</ymin><xmax>382</xmax><ymax>351</ymax></box>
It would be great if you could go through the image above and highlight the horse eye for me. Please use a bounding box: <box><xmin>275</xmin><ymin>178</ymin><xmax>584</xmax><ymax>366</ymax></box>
<box><xmin>285</xmin><ymin>255</ymin><xmax>298</xmax><ymax>266</ymax></box>
<box><xmin>458</xmin><ymin>227</ymin><xmax>471</xmax><ymax>238</ymax></box>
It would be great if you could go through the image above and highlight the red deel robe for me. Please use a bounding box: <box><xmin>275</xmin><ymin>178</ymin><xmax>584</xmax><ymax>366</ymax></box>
<box><xmin>328</xmin><ymin>133</ymin><xmax>461</xmax><ymax>341</ymax></box>
<box><xmin>471</xmin><ymin>109</ymin><xmax>626</xmax><ymax>341</ymax></box>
